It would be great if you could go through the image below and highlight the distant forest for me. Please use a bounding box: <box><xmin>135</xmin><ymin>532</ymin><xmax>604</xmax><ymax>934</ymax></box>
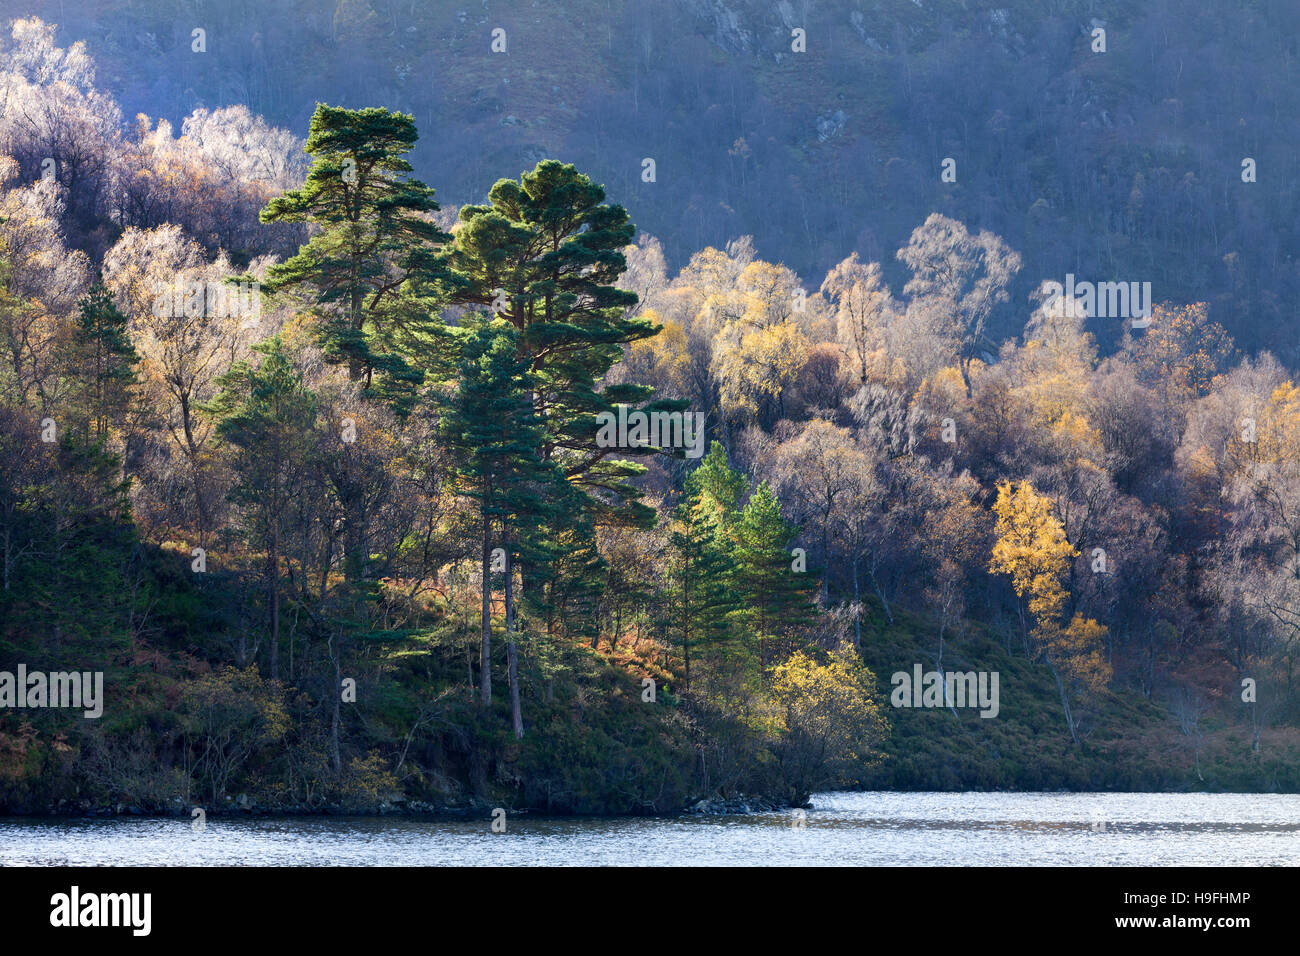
<box><xmin>9</xmin><ymin>0</ymin><xmax>1299</xmax><ymax>357</ymax></box>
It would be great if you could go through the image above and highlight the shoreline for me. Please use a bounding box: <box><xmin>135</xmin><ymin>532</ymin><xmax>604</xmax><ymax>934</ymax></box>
<box><xmin>4</xmin><ymin>787</ymin><xmax>1294</xmax><ymax>821</ymax></box>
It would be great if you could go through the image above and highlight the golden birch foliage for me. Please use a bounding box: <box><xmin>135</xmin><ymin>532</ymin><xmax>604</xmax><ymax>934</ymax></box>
<box><xmin>714</xmin><ymin>320</ymin><xmax>809</xmax><ymax>427</ymax></box>
<box><xmin>989</xmin><ymin>480</ymin><xmax>1075</xmax><ymax>623</ymax></box>
<box><xmin>821</xmin><ymin>252</ymin><xmax>893</xmax><ymax>385</ymax></box>
<box><xmin>990</xmin><ymin>480</ymin><xmax>1111</xmax><ymax>689</ymax></box>
<box><xmin>769</xmin><ymin>645</ymin><xmax>887</xmax><ymax>766</ymax></box>
<box><xmin>1009</xmin><ymin>297</ymin><xmax>1103</xmax><ymax>458</ymax></box>
<box><xmin>624</xmin><ymin>311</ymin><xmax>692</xmax><ymax>400</ymax></box>
<box><xmin>735</xmin><ymin>260</ymin><xmax>800</xmax><ymax>329</ymax></box>
<box><xmin>1240</xmin><ymin>381</ymin><xmax>1300</xmax><ymax>468</ymax></box>
<box><xmin>913</xmin><ymin>365</ymin><xmax>968</xmax><ymax>416</ymax></box>
<box><xmin>1132</xmin><ymin>301</ymin><xmax>1234</xmax><ymax>400</ymax></box>
<box><xmin>1055</xmin><ymin>614</ymin><xmax>1112</xmax><ymax>693</ymax></box>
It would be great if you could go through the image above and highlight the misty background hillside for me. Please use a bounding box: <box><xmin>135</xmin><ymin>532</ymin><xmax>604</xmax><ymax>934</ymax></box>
<box><xmin>13</xmin><ymin>0</ymin><xmax>1299</xmax><ymax>358</ymax></box>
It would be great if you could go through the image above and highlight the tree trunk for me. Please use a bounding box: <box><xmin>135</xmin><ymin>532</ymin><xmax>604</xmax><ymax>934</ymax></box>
<box><xmin>330</xmin><ymin>643</ymin><xmax>342</xmax><ymax>774</ymax></box>
<box><xmin>268</xmin><ymin>527</ymin><xmax>279</xmax><ymax>680</ymax></box>
<box><xmin>870</xmin><ymin>571</ymin><xmax>893</xmax><ymax>624</ymax></box>
<box><xmin>180</xmin><ymin>392</ymin><xmax>210</xmax><ymax>542</ymax></box>
<box><xmin>1049</xmin><ymin>660</ymin><xmax>1080</xmax><ymax>746</ymax></box>
<box><xmin>851</xmin><ymin>555</ymin><xmax>861</xmax><ymax>648</ymax></box>
<box><xmin>820</xmin><ymin>523</ymin><xmax>830</xmax><ymax>605</ymax></box>
<box><xmin>937</xmin><ymin>631</ymin><xmax>959</xmax><ymax>718</ymax></box>
<box><xmin>682</xmin><ymin>561</ymin><xmax>691</xmax><ymax>695</ymax></box>
<box><xmin>505</xmin><ymin>549</ymin><xmax>523</xmax><ymax>739</ymax></box>
<box><xmin>479</xmin><ymin>513</ymin><xmax>492</xmax><ymax>707</ymax></box>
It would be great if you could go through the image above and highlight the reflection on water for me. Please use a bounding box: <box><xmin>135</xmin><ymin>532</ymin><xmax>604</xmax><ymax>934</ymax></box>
<box><xmin>2</xmin><ymin>792</ymin><xmax>1298</xmax><ymax>866</ymax></box>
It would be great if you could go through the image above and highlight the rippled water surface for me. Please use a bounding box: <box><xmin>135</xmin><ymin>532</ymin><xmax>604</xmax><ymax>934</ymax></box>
<box><xmin>3</xmin><ymin>792</ymin><xmax>1298</xmax><ymax>865</ymax></box>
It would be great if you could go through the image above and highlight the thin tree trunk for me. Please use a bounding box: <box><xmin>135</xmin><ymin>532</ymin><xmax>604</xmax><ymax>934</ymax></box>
<box><xmin>820</xmin><ymin>521</ymin><xmax>830</xmax><ymax>605</ymax></box>
<box><xmin>682</xmin><ymin>561</ymin><xmax>691</xmax><ymax>696</ymax></box>
<box><xmin>180</xmin><ymin>393</ymin><xmax>210</xmax><ymax>542</ymax></box>
<box><xmin>851</xmin><ymin>555</ymin><xmax>861</xmax><ymax>648</ymax></box>
<box><xmin>1049</xmin><ymin>661</ymin><xmax>1080</xmax><ymax>746</ymax></box>
<box><xmin>871</xmin><ymin>572</ymin><xmax>893</xmax><ymax>624</ymax></box>
<box><xmin>505</xmin><ymin>548</ymin><xmax>523</xmax><ymax>739</ymax></box>
<box><xmin>330</xmin><ymin>642</ymin><xmax>342</xmax><ymax>774</ymax></box>
<box><xmin>937</xmin><ymin>629</ymin><xmax>958</xmax><ymax>718</ymax></box>
<box><xmin>268</xmin><ymin>542</ymin><xmax>279</xmax><ymax>680</ymax></box>
<box><xmin>479</xmin><ymin>512</ymin><xmax>492</xmax><ymax>707</ymax></box>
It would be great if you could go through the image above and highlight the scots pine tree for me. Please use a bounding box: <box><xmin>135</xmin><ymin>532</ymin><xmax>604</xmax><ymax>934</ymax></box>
<box><xmin>734</xmin><ymin>481</ymin><xmax>818</xmax><ymax>668</ymax></box>
<box><xmin>668</xmin><ymin>445</ymin><xmax>744</xmax><ymax>696</ymax></box>
<box><xmin>441</xmin><ymin>318</ymin><xmax>561</xmax><ymax>737</ymax></box>
<box><xmin>206</xmin><ymin>336</ymin><xmax>318</xmax><ymax>680</ymax></box>
<box><xmin>259</xmin><ymin>105</ymin><xmax>452</xmax><ymax>406</ymax></box>
<box><xmin>68</xmin><ymin>281</ymin><xmax>138</xmax><ymax>445</ymax></box>
<box><xmin>449</xmin><ymin>160</ymin><xmax>680</xmax><ymax>530</ymax></box>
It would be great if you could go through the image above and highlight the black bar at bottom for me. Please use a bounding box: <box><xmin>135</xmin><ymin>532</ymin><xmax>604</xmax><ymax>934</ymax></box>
<box><xmin>0</xmin><ymin>864</ymin><xmax>1271</xmax><ymax>943</ymax></box>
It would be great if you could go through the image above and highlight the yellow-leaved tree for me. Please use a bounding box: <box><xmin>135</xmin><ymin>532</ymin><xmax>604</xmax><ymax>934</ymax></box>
<box><xmin>990</xmin><ymin>480</ymin><xmax>1110</xmax><ymax>745</ymax></box>
<box><xmin>713</xmin><ymin>319</ymin><xmax>809</xmax><ymax>430</ymax></box>
<box><xmin>623</xmin><ymin>310</ymin><xmax>694</xmax><ymax>402</ymax></box>
<box><xmin>768</xmin><ymin>645</ymin><xmax>888</xmax><ymax>801</ymax></box>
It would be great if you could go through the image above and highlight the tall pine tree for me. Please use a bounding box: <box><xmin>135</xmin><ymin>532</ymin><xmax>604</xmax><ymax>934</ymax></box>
<box><xmin>206</xmin><ymin>336</ymin><xmax>318</xmax><ymax>681</ymax></box>
<box><xmin>441</xmin><ymin>318</ymin><xmax>561</xmax><ymax>737</ymax></box>
<box><xmin>259</xmin><ymin>105</ymin><xmax>452</xmax><ymax>406</ymax></box>
<box><xmin>668</xmin><ymin>443</ymin><xmax>744</xmax><ymax>696</ymax></box>
<box><xmin>449</xmin><ymin>160</ymin><xmax>678</xmax><ymax>531</ymax></box>
<box><xmin>68</xmin><ymin>281</ymin><xmax>138</xmax><ymax>445</ymax></box>
<box><xmin>734</xmin><ymin>481</ymin><xmax>818</xmax><ymax>668</ymax></box>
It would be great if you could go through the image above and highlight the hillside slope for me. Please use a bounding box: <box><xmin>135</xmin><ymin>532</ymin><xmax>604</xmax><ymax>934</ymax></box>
<box><xmin>13</xmin><ymin>0</ymin><xmax>1299</xmax><ymax>357</ymax></box>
